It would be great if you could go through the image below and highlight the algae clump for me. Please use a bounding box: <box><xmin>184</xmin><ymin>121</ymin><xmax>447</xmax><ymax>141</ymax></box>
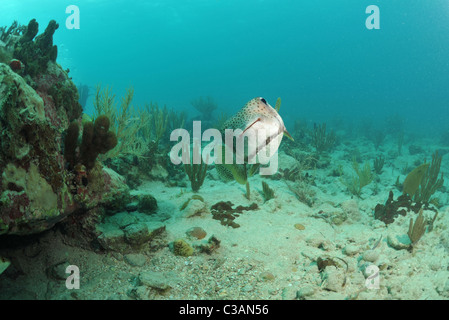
<box><xmin>171</xmin><ymin>239</ymin><xmax>194</xmax><ymax>257</ymax></box>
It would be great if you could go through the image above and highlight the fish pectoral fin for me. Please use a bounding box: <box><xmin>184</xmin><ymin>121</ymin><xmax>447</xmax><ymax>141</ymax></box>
<box><xmin>284</xmin><ymin>129</ymin><xmax>294</xmax><ymax>141</ymax></box>
<box><xmin>226</xmin><ymin>163</ymin><xmax>248</xmax><ymax>185</ymax></box>
<box><xmin>240</xmin><ymin>118</ymin><xmax>261</xmax><ymax>136</ymax></box>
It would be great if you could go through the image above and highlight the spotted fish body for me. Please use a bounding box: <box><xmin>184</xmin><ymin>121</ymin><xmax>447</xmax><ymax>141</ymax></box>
<box><xmin>221</xmin><ymin>97</ymin><xmax>292</xmax><ymax>163</ymax></box>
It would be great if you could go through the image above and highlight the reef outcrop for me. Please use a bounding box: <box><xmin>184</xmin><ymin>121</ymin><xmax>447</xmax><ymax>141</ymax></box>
<box><xmin>0</xmin><ymin>20</ymin><xmax>128</xmax><ymax>236</ymax></box>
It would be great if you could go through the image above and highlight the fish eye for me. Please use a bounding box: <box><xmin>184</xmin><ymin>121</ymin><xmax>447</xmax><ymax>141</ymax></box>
<box><xmin>260</xmin><ymin>98</ymin><xmax>267</xmax><ymax>104</ymax></box>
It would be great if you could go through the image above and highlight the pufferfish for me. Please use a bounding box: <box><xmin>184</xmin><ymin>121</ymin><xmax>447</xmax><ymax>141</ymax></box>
<box><xmin>221</xmin><ymin>97</ymin><xmax>293</xmax><ymax>163</ymax></box>
<box><xmin>216</xmin><ymin>97</ymin><xmax>293</xmax><ymax>183</ymax></box>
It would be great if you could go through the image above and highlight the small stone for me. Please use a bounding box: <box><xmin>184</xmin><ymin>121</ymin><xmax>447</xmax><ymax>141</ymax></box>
<box><xmin>294</xmin><ymin>223</ymin><xmax>305</xmax><ymax>230</ymax></box>
<box><xmin>137</xmin><ymin>194</ymin><xmax>158</xmax><ymax>214</ymax></box>
<box><xmin>340</xmin><ymin>200</ymin><xmax>361</xmax><ymax>222</ymax></box>
<box><xmin>23</xmin><ymin>243</ymin><xmax>41</xmax><ymax>258</ymax></box>
<box><xmin>296</xmin><ymin>285</ymin><xmax>315</xmax><ymax>299</ymax></box>
<box><xmin>148</xmin><ymin>164</ymin><xmax>169</xmax><ymax>180</ymax></box>
<box><xmin>362</xmin><ymin>250</ymin><xmax>379</xmax><ymax>263</ymax></box>
<box><xmin>183</xmin><ymin>199</ymin><xmax>208</xmax><ymax>218</ymax></box>
<box><xmin>377</xmin><ymin>260</ymin><xmax>389</xmax><ymax>271</ymax></box>
<box><xmin>186</xmin><ymin>227</ymin><xmax>207</xmax><ymax>240</ymax></box>
<box><xmin>330</xmin><ymin>210</ymin><xmax>347</xmax><ymax>225</ymax></box>
<box><xmin>281</xmin><ymin>287</ymin><xmax>296</xmax><ymax>300</ymax></box>
<box><xmin>139</xmin><ymin>271</ymin><xmax>172</xmax><ymax>291</ymax></box>
<box><xmin>124</xmin><ymin>253</ymin><xmax>147</xmax><ymax>267</ymax></box>
<box><xmin>111</xmin><ymin>251</ymin><xmax>123</xmax><ymax>261</ymax></box>
<box><xmin>322</xmin><ymin>266</ymin><xmax>345</xmax><ymax>292</ymax></box>
<box><xmin>218</xmin><ymin>289</ymin><xmax>228</xmax><ymax>297</ymax></box>
<box><xmin>343</xmin><ymin>244</ymin><xmax>360</xmax><ymax>256</ymax></box>
<box><xmin>125</xmin><ymin>202</ymin><xmax>138</xmax><ymax>212</ymax></box>
<box><xmin>97</xmin><ymin>228</ymin><xmax>126</xmax><ymax>251</ymax></box>
<box><xmin>438</xmin><ymin>279</ymin><xmax>449</xmax><ymax>298</ymax></box>
<box><xmin>195</xmin><ymin>235</ymin><xmax>221</xmax><ymax>254</ymax></box>
<box><xmin>130</xmin><ymin>286</ymin><xmax>150</xmax><ymax>300</ymax></box>
<box><xmin>387</xmin><ymin>233</ymin><xmax>411</xmax><ymax>251</ymax></box>
<box><xmin>241</xmin><ymin>284</ymin><xmax>253</xmax><ymax>292</ymax></box>
<box><xmin>409</xmin><ymin>145</ymin><xmax>424</xmax><ymax>155</ymax></box>
<box><xmin>427</xmin><ymin>256</ymin><xmax>442</xmax><ymax>271</ymax></box>
<box><xmin>108</xmin><ymin>211</ymin><xmax>137</xmax><ymax>229</ymax></box>
<box><xmin>46</xmin><ymin>261</ymin><xmax>70</xmax><ymax>281</ymax></box>
<box><xmin>123</xmin><ymin>223</ymin><xmax>151</xmax><ymax>246</ymax></box>
<box><xmin>306</xmin><ymin>235</ymin><xmax>332</xmax><ymax>250</ymax></box>
<box><xmin>259</xmin><ymin>271</ymin><xmax>275</xmax><ymax>281</ymax></box>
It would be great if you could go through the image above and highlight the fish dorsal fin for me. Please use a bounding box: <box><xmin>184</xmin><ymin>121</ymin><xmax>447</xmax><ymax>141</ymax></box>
<box><xmin>275</xmin><ymin>97</ymin><xmax>281</xmax><ymax>112</ymax></box>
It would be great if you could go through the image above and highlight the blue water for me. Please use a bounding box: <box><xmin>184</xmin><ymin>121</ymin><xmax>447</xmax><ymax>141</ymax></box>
<box><xmin>2</xmin><ymin>0</ymin><xmax>449</xmax><ymax>302</ymax></box>
<box><xmin>3</xmin><ymin>0</ymin><xmax>449</xmax><ymax>134</ymax></box>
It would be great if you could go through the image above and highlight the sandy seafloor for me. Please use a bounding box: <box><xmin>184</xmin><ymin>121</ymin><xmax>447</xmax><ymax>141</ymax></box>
<box><xmin>0</xmin><ymin>136</ymin><xmax>448</xmax><ymax>300</ymax></box>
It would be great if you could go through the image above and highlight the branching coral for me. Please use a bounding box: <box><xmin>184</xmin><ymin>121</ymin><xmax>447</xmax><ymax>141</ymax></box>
<box><xmin>0</xmin><ymin>20</ymin><xmax>26</xmax><ymax>43</ymax></box>
<box><xmin>311</xmin><ymin>123</ymin><xmax>336</xmax><ymax>153</ymax></box>
<box><xmin>191</xmin><ymin>96</ymin><xmax>217</xmax><ymax>121</ymax></box>
<box><xmin>147</xmin><ymin>102</ymin><xmax>168</xmax><ymax>147</ymax></box>
<box><xmin>139</xmin><ymin>102</ymin><xmax>185</xmax><ymax>156</ymax></box>
<box><xmin>92</xmin><ymin>85</ymin><xmax>115</xmax><ymax>119</ymax></box>
<box><xmin>167</xmin><ymin>107</ymin><xmax>186</xmax><ymax>133</ymax></box>
<box><xmin>214</xmin><ymin>111</ymin><xmax>228</xmax><ymax>130</ymax></box>
<box><xmin>0</xmin><ymin>21</ymin><xmax>26</xmax><ymax>63</ymax></box>
<box><xmin>373</xmin><ymin>155</ymin><xmax>385</xmax><ymax>175</ymax></box>
<box><xmin>341</xmin><ymin>159</ymin><xmax>373</xmax><ymax>198</ymax></box>
<box><xmin>184</xmin><ymin>158</ymin><xmax>208</xmax><ymax>192</ymax></box>
<box><xmin>261</xmin><ymin>181</ymin><xmax>275</xmax><ymax>202</ymax></box>
<box><xmin>285</xmin><ymin>180</ymin><xmax>316</xmax><ymax>207</ymax></box>
<box><xmin>372</xmin><ymin>130</ymin><xmax>386</xmax><ymax>150</ymax></box>
<box><xmin>407</xmin><ymin>209</ymin><xmax>427</xmax><ymax>248</ymax></box>
<box><xmin>93</xmin><ymin>85</ymin><xmax>147</xmax><ymax>159</ymax></box>
<box><xmin>93</xmin><ymin>86</ymin><xmax>182</xmax><ymax>160</ymax></box>
<box><xmin>414</xmin><ymin>150</ymin><xmax>444</xmax><ymax>204</ymax></box>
